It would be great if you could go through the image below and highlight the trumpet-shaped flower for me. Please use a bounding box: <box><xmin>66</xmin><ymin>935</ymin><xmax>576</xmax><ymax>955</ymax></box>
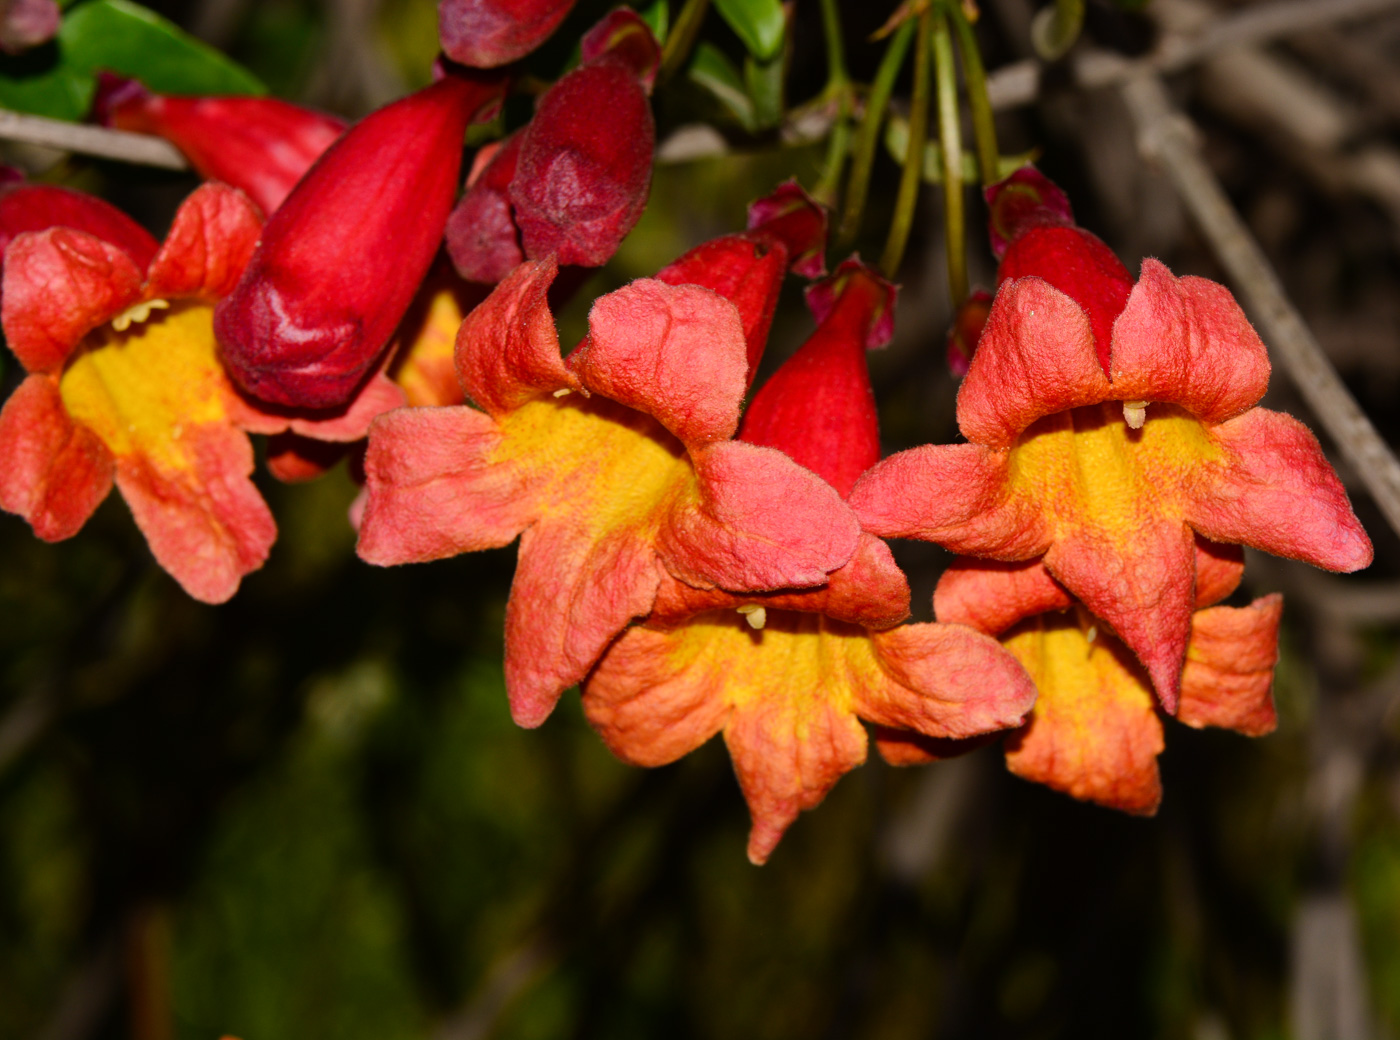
<box><xmin>851</xmin><ymin>250</ymin><xmax>1371</xmax><ymax>712</ymax></box>
<box><xmin>358</xmin><ymin>247</ymin><xmax>860</xmax><ymax>728</ymax></box>
<box><xmin>94</xmin><ymin>74</ymin><xmax>346</xmax><ymax>216</ymax></box>
<box><xmin>215</xmin><ymin>69</ymin><xmax>505</xmax><ymax>410</ymax></box>
<box><xmin>0</xmin><ymin>183</ymin><xmax>284</xmax><ymax>602</ymax></box>
<box><xmin>877</xmin><ymin>548</ymin><xmax>1281</xmax><ymax>813</ymax></box>
<box><xmin>583</xmin><ymin>261</ymin><xmax>1037</xmax><ymax>863</ymax></box>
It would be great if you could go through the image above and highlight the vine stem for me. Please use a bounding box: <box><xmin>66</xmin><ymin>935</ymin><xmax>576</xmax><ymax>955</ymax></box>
<box><xmin>930</xmin><ymin>8</ymin><xmax>967</xmax><ymax>303</ymax></box>
<box><xmin>949</xmin><ymin>2</ymin><xmax>998</xmax><ymax>186</ymax></box>
<box><xmin>813</xmin><ymin>0</ymin><xmax>852</xmax><ymax>207</ymax></box>
<box><xmin>879</xmin><ymin>10</ymin><xmax>931</xmax><ymax>277</ymax></box>
<box><xmin>837</xmin><ymin>18</ymin><xmax>914</xmax><ymax>250</ymax></box>
<box><xmin>658</xmin><ymin>0</ymin><xmax>710</xmax><ymax>85</ymax></box>
<box><xmin>1121</xmin><ymin>73</ymin><xmax>1400</xmax><ymax>540</ymax></box>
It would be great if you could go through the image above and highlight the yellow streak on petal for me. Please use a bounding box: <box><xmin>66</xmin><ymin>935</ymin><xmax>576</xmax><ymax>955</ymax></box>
<box><xmin>392</xmin><ymin>282</ymin><xmax>468</xmax><ymax>408</ymax></box>
<box><xmin>59</xmin><ymin>303</ymin><xmax>229</xmax><ymax>469</ymax></box>
<box><xmin>1007</xmin><ymin>402</ymin><xmax>1223</xmax><ymax>541</ymax></box>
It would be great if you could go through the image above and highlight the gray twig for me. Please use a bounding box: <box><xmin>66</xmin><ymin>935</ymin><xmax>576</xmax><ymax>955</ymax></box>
<box><xmin>1119</xmin><ymin>73</ymin><xmax>1400</xmax><ymax>541</ymax></box>
<box><xmin>0</xmin><ymin>110</ymin><xmax>187</xmax><ymax>169</ymax></box>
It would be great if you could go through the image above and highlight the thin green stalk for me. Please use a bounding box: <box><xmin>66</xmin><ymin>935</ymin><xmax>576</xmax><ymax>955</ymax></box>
<box><xmin>814</xmin><ymin>0</ymin><xmax>852</xmax><ymax>206</ymax></box>
<box><xmin>949</xmin><ymin>2</ymin><xmax>998</xmax><ymax>186</ymax></box>
<box><xmin>930</xmin><ymin>8</ymin><xmax>967</xmax><ymax>303</ymax></box>
<box><xmin>658</xmin><ymin>0</ymin><xmax>710</xmax><ymax>84</ymax></box>
<box><xmin>879</xmin><ymin>10</ymin><xmax>931</xmax><ymax>277</ymax></box>
<box><xmin>837</xmin><ymin>18</ymin><xmax>914</xmax><ymax>250</ymax></box>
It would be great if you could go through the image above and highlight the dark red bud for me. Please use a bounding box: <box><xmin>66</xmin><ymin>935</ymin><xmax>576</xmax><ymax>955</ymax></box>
<box><xmin>446</xmin><ymin>132</ymin><xmax>524</xmax><ymax>284</ymax></box>
<box><xmin>998</xmin><ymin>225</ymin><xmax>1132</xmax><ymax>374</ymax></box>
<box><xmin>215</xmin><ymin>70</ymin><xmax>506</xmax><ymax>409</ymax></box>
<box><xmin>745</xmin><ymin>180</ymin><xmax>827</xmax><ymax>279</ymax></box>
<box><xmin>439</xmin><ymin>0</ymin><xmax>577</xmax><ymax>67</ymax></box>
<box><xmin>945</xmin><ymin>289</ymin><xmax>992</xmax><ymax>377</ymax></box>
<box><xmin>740</xmin><ymin>259</ymin><xmax>895</xmax><ymax>497</ymax></box>
<box><xmin>0</xmin><ymin>180</ymin><xmax>159</xmax><ymax>271</ymax></box>
<box><xmin>94</xmin><ymin>73</ymin><xmax>345</xmax><ymax>216</ymax></box>
<box><xmin>580</xmin><ymin>8</ymin><xmax>661</xmax><ymax>93</ymax></box>
<box><xmin>984</xmin><ymin>165</ymin><xmax>1074</xmax><ymax>260</ymax></box>
<box><xmin>510</xmin><ymin>60</ymin><xmax>653</xmax><ymax>268</ymax></box>
<box><xmin>0</xmin><ymin>0</ymin><xmax>58</xmax><ymax>54</ymax></box>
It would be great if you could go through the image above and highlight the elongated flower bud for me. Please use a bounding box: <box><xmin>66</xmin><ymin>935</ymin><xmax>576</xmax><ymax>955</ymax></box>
<box><xmin>94</xmin><ymin>74</ymin><xmax>345</xmax><ymax>216</ymax></box>
<box><xmin>215</xmin><ymin>70</ymin><xmax>505</xmax><ymax>409</ymax></box>
<box><xmin>439</xmin><ymin>0</ymin><xmax>576</xmax><ymax>67</ymax></box>
<box><xmin>445</xmin><ymin>132</ymin><xmax>523</xmax><ymax>284</ymax></box>
<box><xmin>740</xmin><ymin>259</ymin><xmax>896</xmax><ymax>497</ymax></box>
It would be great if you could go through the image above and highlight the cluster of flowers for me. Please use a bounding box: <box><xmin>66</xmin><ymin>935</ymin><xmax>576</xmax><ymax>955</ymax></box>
<box><xmin>0</xmin><ymin>5</ymin><xmax>1371</xmax><ymax>862</ymax></box>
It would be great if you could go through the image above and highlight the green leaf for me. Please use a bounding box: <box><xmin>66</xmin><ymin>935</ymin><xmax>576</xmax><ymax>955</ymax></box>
<box><xmin>689</xmin><ymin>42</ymin><xmax>755</xmax><ymax>133</ymax></box>
<box><xmin>743</xmin><ymin>52</ymin><xmax>782</xmax><ymax>131</ymax></box>
<box><xmin>0</xmin><ymin>0</ymin><xmax>265</xmax><ymax>122</ymax></box>
<box><xmin>884</xmin><ymin>114</ymin><xmax>1037</xmax><ymax>184</ymax></box>
<box><xmin>638</xmin><ymin>0</ymin><xmax>669</xmax><ymax>43</ymax></box>
<box><xmin>712</xmin><ymin>0</ymin><xmax>785</xmax><ymax>61</ymax></box>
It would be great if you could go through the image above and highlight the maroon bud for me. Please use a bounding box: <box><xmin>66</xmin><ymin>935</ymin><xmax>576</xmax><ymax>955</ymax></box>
<box><xmin>0</xmin><ymin>0</ymin><xmax>58</xmax><ymax>54</ymax></box>
<box><xmin>746</xmin><ymin>180</ymin><xmax>827</xmax><ymax>279</ymax></box>
<box><xmin>945</xmin><ymin>288</ymin><xmax>991</xmax><ymax>377</ymax></box>
<box><xmin>439</xmin><ymin>0</ymin><xmax>576</xmax><ymax>68</ymax></box>
<box><xmin>580</xmin><ymin>8</ymin><xmax>661</xmax><ymax>93</ymax></box>
<box><xmin>94</xmin><ymin>73</ymin><xmax>346</xmax><ymax>216</ymax></box>
<box><xmin>215</xmin><ymin>70</ymin><xmax>506</xmax><ymax>409</ymax></box>
<box><xmin>984</xmin><ymin>165</ymin><xmax>1074</xmax><ymax>259</ymax></box>
<box><xmin>445</xmin><ymin>132</ymin><xmax>524</xmax><ymax>284</ymax></box>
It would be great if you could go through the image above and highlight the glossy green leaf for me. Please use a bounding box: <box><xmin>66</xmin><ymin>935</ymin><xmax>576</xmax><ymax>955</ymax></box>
<box><xmin>712</xmin><ymin>0</ymin><xmax>784</xmax><ymax>61</ymax></box>
<box><xmin>689</xmin><ymin>41</ymin><xmax>755</xmax><ymax>133</ymax></box>
<box><xmin>0</xmin><ymin>0</ymin><xmax>265</xmax><ymax>122</ymax></box>
<box><xmin>638</xmin><ymin>0</ymin><xmax>669</xmax><ymax>43</ymax></box>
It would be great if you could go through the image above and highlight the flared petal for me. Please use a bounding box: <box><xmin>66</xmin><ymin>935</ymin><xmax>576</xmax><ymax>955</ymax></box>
<box><xmin>658</xmin><ymin>440</ymin><xmax>859</xmax><ymax>591</ymax></box>
<box><xmin>858</xmin><ymin>622</ymin><xmax>1037</xmax><ymax>738</ymax></box>
<box><xmin>1109</xmin><ymin>260</ymin><xmax>1270</xmax><ymax>423</ymax></box>
<box><xmin>1177</xmin><ymin>595</ymin><xmax>1281</xmax><ymax>736</ymax></box>
<box><xmin>114</xmin><ymin>422</ymin><xmax>275</xmax><ymax>603</ymax></box>
<box><xmin>2</xmin><ymin>228</ymin><xmax>143</xmax><ymax>373</ymax></box>
<box><xmin>570</xmin><ymin>279</ymin><xmax>748</xmax><ymax>446</ymax></box>
<box><xmin>145</xmin><ymin>183</ymin><xmax>263</xmax><ymax>301</ymax></box>
<box><xmin>958</xmin><ymin>277</ymin><xmax>1110</xmax><ymax>448</ymax></box>
<box><xmin>0</xmin><ymin>374</ymin><xmax>114</xmax><ymax>540</ymax></box>
<box><xmin>1194</xmin><ymin>536</ymin><xmax>1244</xmax><ymax>608</ymax></box>
<box><xmin>1189</xmin><ymin>408</ymin><xmax>1373</xmax><ymax>572</ymax></box>
<box><xmin>357</xmin><ymin>405</ymin><xmax>534</xmax><ymax>564</ymax></box>
<box><xmin>934</xmin><ymin>557</ymin><xmax>1071</xmax><ymax>634</ymax></box>
<box><xmin>454</xmin><ymin>257</ymin><xmax>579</xmax><ymax>417</ymax></box>
<box><xmin>849</xmin><ymin>443</ymin><xmax>1051</xmax><ymax>559</ymax></box>
<box><xmin>1002</xmin><ymin>614</ymin><xmax>1166</xmax><ymax>814</ymax></box>
<box><xmin>505</xmin><ymin>520</ymin><xmax>662</xmax><ymax>727</ymax></box>
<box><xmin>0</xmin><ymin>182</ymin><xmax>159</xmax><ymax>269</ymax></box>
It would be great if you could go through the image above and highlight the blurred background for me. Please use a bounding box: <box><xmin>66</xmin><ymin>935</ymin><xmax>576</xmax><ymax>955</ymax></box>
<box><xmin>3</xmin><ymin>0</ymin><xmax>1400</xmax><ymax>1037</ymax></box>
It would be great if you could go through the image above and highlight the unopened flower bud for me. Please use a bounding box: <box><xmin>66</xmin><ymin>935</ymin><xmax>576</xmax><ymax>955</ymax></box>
<box><xmin>439</xmin><ymin>0</ymin><xmax>576</xmax><ymax>68</ymax></box>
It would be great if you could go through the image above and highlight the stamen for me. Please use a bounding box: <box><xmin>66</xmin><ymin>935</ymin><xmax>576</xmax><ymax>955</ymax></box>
<box><xmin>1122</xmin><ymin>400</ymin><xmax>1148</xmax><ymax>429</ymax></box>
<box><xmin>110</xmin><ymin>298</ymin><xmax>169</xmax><ymax>332</ymax></box>
<box><xmin>552</xmin><ymin>388</ymin><xmax>572</xmax><ymax>397</ymax></box>
<box><xmin>737</xmin><ymin>604</ymin><xmax>767</xmax><ymax>630</ymax></box>
<box><xmin>1085</xmin><ymin>625</ymin><xmax>1097</xmax><ymax>644</ymax></box>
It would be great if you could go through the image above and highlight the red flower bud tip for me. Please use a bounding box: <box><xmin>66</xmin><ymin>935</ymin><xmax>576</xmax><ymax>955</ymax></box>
<box><xmin>581</xmin><ymin>8</ymin><xmax>662</xmax><ymax>94</ymax></box>
<box><xmin>93</xmin><ymin>73</ymin><xmax>346</xmax><ymax>216</ymax></box>
<box><xmin>740</xmin><ymin>259</ymin><xmax>896</xmax><ymax>497</ymax></box>
<box><xmin>0</xmin><ymin>0</ymin><xmax>58</xmax><ymax>54</ymax></box>
<box><xmin>655</xmin><ymin>182</ymin><xmax>829</xmax><ymax>380</ymax></box>
<box><xmin>984</xmin><ymin>165</ymin><xmax>1074</xmax><ymax>259</ymax></box>
<box><xmin>745</xmin><ymin>180</ymin><xmax>828</xmax><ymax>280</ymax></box>
<box><xmin>215</xmin><ymin>70</ymin><xmax>506</xmax><ymax>410</ymax></box>
<box><xmin>439</xmin><ymin>0</ymin><xmax>576</xmax><ymax>67</ymax></box>
<box><xmin>446</xmin><ymin>132</ymin><xmax>524</xmax><ymax>284</ymax></box>
<box><xmin>946</xmin><ymin>289</ymin><xmax>992</xmax><ymax>377</ymax></box>
<box><xmin>511</xmin><ymin>57</ymin><xmax>654</xmax><ymax>267</ymax></box>
<box><xmin>0</xmin><ymin>179</ymin><xmax>159</xmax><ymax>272</ymax></box>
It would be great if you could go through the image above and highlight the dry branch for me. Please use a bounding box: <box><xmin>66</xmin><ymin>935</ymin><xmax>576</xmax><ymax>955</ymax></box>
<box><xmin>0</xmin><ymin>110</ymin><xmax>187</xmax><ymax>169</ymax></box>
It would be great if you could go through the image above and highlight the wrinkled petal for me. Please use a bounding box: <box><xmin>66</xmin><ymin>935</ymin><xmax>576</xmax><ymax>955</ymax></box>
<box><xmin>1002</xmin><ymin>614</ymin><xmax>1165</xmax><ymax>814</ymax></box>
<box><xmin>1109</xmin><ymin>260</ymin><xmax>1270</xmax><ymax>423</ymax></box>
<box><xmin>0</xmin><ymin>182</ymin><xmax>159</xmax><ymax>269</ymax></box>
<box><xmin>570</xmin><ymin>279</ymin><xmax>748</xmax><ymax>446</ymax></box>
<box><xmin>958</xmin><ymin>277</ymin><xmax>1110</xmax><ymax>448</ymax></box>
<box><xmin>505</xmin><ymin>520</ymin><xmax>662</xmax><ymax>727</ymax></box>
<box><xmin>3</xmin><ymin>228</ymin><xmax>143</xmax><ymax>374</ymax></box>
<box><xmin>1190</xmin><ymin>408</ymin><xmax>1373</xmax><ymax>572</ymax></box>
<box><xmin>934</xmin><ymin>557</ymin><xmax>1071</xmax><ymax>634</ymax></box>
<box><xmin>1177</xmin><ymin>595</ymin><xmax>1281</xmax><ymax>736</ymax></box>
<box><xmin>357</xmin><ymin>405</ymin><xmax>533</xmax><ymax>564</ymax></box>
<box><xmin>659</xmin><ymin>440</ymin><xmax>859</xmax><ymax>591</ymax></box>
<box><xmin>1194</xmin><ymin>536</ymin><xmax>1244</xmax><ymax>608</ymax></box>
<box><xmin>0</xmin><ymin>374</ymin><xmax>113</xmax><ymax>540</ymax></box>
<box><xmin>145</xmin><ymin>183</ymin><xmax>263</xmax><ymax>301</ymax></box>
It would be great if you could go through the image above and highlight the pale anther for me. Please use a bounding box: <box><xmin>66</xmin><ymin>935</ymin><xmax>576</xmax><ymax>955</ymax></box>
<box><xmin>110</xmin><ymin>298</ymin><xmax>169</xmax><ymax>332</ymax></box>
<box><xmin>737</xmin><ymin>604</ymin><xmax>767</xmax><ymax>630</ymax></box>
<box><xmin>552</xmin><ymin>388</ymin><xmax>572</xmax><ymax>397</ymax></box>
<box><xmin>1122</xmin><ymin>400</ymin><xmax>1148</xmax><ymax>429</ymax></box>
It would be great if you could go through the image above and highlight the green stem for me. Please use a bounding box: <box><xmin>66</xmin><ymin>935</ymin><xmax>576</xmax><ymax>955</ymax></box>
<box><xmin>658</xmin><ymin>0</ymin><xmax>710</xmax><ymax>84</ymax></box>
<box><xmin>837</xmin><ymin>18</ymin><xmax>914</xmax><ymax>250</ymax></box>
<box><xmin>949</xmin><ymin>2</ymin><xmax>998</xmax><ymax>186</ymax></box>
<box><xmin>879</xmin><ymin>11</ymin><xmax>931</xmax><ymax>277</ymax></box>
<box><xmin>931</xmin><ymin>8</ymin><xmax>967</xmax><ymax>303</ymax></box>
<box><xmin>814</xmin><ymin>0</ymin><xmax>852</xmax><ymax>206</ymax></box>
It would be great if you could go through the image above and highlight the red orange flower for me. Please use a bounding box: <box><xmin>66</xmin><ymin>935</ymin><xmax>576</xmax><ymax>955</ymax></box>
<box><xmin>584</xmin><ymin>261</ymin><xmax>1036</xmax><ymax>863</ymax></box>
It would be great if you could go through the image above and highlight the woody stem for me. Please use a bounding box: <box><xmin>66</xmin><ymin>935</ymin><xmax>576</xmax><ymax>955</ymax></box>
<box><xmin>879</xmin><ymin>9</ymin><xmax>932</xmax><ymax>277</ymax></box>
